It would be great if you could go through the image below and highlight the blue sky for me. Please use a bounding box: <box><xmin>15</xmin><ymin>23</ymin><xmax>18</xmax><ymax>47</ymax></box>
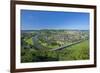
<box><xmin>21</xmin><ymin>10</ymin><xmax>89</xmax><ymax>30</ymax></box>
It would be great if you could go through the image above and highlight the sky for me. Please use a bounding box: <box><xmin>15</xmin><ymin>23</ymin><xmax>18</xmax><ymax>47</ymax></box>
<box><xmin>21</xmin><ymin>9</ymin><xmax>90</xmax><ymax>30</ymax></box>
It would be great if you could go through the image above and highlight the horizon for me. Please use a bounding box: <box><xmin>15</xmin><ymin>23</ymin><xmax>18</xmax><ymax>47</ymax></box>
<box><xmin>21</xmin><ymin>10</ymin><xmax>90</xmax><ymax>30</ymax></box>
<box><xmin>21</xmin><ymin>29</ymin><xmax>89</xmax><ymax>31</ymax></box>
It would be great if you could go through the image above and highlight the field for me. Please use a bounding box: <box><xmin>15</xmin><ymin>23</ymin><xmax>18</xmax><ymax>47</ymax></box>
<box><xmin>21</xmin><ymin>30</ymin><xmax>89</xmax><ymax>63</ymax></box>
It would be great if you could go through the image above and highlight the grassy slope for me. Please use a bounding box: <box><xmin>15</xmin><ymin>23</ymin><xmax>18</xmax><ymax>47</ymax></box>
<box><xmin>59</xmin><ymin>40</ymin><xmax>89</xmax><ymax>60</ymax></box>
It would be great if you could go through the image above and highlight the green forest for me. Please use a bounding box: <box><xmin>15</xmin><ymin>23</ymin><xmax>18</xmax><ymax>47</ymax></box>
<box><xmin>21</xmin><ymin>30</ymin><xmax>89</xmax><ymax>63</ymax></box>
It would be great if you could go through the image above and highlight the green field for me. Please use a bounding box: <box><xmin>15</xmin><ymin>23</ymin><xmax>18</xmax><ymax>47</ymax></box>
<box><xmin>58</xmin><ymin>40</ymin><xmax>89</xmax><ymax>60</ymax></box>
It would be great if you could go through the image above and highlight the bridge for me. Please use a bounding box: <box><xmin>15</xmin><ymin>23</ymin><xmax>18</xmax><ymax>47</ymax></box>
<box><xmin>50</xmin><ymin>40</ymin><xmax>84</xmax><ymax>51</ymax></box>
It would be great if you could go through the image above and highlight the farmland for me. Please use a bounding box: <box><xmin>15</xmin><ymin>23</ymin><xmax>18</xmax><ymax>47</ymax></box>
<box><xmin>21</xmin><ymin>30</ymin><xmax>89</xmax><ymax>63</ymax></box>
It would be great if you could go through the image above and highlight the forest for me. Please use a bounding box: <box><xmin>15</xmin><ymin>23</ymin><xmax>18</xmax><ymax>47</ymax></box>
<box><xmin>21</xmin><ymin>30</ymin><xmax>89</xmax><ymax>63</ymax></box>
